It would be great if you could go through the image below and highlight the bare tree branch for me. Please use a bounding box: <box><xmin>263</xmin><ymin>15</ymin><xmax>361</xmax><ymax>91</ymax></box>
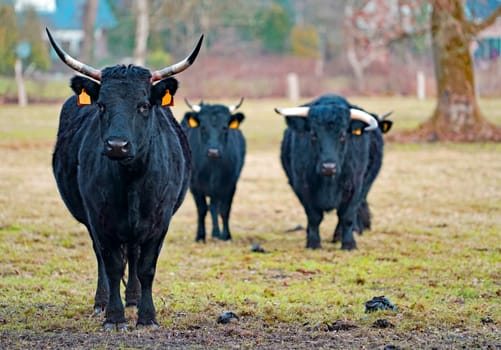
<box><xmin>468</xmin><ymin>5</ymin><xmax>501</xmax><ymax>35</ymax></box>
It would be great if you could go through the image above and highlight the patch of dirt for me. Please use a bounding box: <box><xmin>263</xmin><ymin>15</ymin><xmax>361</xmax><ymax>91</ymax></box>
<box><xmin>1</xmin><ymin>323</ymin><xmax>500</xmax><ymax>349</ymax></box>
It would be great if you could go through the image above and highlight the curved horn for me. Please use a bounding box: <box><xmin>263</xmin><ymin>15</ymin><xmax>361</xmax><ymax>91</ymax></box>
<box><xmin>229</xmin><ymin>97</ymin><xmax>244</xmax><ymax>113</ymax></box>
<box><xmin>274</xmin><ymin>107</ymin><xmax>309</xmax><ymax>117</ymax></box>
<box><xmin>151</xmin><ymin>34</ymin><xmax>204</xmax><ymax>83</ymax></box>
<box><xmin>46</xmin><ymin>28</ymin><xmax>101</xmax><ymax>81</ymax></box>
<box><xmin>350</xmin><ymin>109</ymin><xmax>378</xmax><ymax>131</ymax></box>
<box><xmin>380</xmin><ymin>111</ymin><xmax>393</xmax><ymax>120</ymax></box>
<box><xmin>184</xmin><ymin>97</ymin><xmax>201</xmax><ymax>113</ymax></box>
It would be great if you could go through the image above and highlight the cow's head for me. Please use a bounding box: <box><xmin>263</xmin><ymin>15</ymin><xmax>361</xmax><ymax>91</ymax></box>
<box><xmin>275</xmin><ymin>104</ymin><xmax>378</xmax><ymax>177</ymax></box>
<box><xmin>47</xmin><ymin>28</ymin><xmax>203</xmax><ymax>162</ymax></box>
<box><xmin>183</xmin><ymin>98</ymin><xmax>245</xmax><ymax>159</ymax></box>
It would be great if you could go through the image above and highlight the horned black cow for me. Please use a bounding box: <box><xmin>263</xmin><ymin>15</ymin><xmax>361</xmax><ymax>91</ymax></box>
<box><xmin>48</xmin><ymin>28</ymin><xmax>203</xmax><ymax>329</ymax></box>
<box><xmin>181</xmin><ymin>98</ymin><xmax>246</xmax><ymax>242</ymax></box>
<box><xmin>276</xmin><ymin>94</ymin><xmax>392</xmax><ymax>250</ymax></box>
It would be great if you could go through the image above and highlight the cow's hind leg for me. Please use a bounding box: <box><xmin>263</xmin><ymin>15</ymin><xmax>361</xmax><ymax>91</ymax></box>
<box><xmin>219</xmin><ymin>189</ymin><xmax>235</xmax><ymax>241</ymax></box>
<box><xmin>209</xmin><ymin>197</ymin><xmax>221</xmax><ymax>239</ymax></box>
<box><xmin>356</xmin><ymin>200</ymin><xmax>371</xmax><ymax>234</ymax></box>
<box><xmin>192</xmin><ymin>190</ymin><xmax>208</xmax><ymax>242</ymax></box>
<box><xmin>125</xmin><ymin>244</ymin><xmax>141</xmax><ymax>307</ymax></box>
<box><xmin>136</xmin><ymin>237</ymin><xmax>163</xmax><ymax>328</ymax></box>
<box><xmin>337</xmin><ymin>204</ymin><xmax>357</xmax><ymax>250</ymax></box>
<box><xmin>101</xmin><ymin>245</ymin><xmax>127</xmax><ymax>330</ymax></box>
<box><xmin>92</xmin><ymin>240</ymin><xmax>109</xmax><ymax>314</ymax></box>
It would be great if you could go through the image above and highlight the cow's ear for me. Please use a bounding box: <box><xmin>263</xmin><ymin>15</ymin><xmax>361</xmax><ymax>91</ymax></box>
<box><xmin>380</xmin><ymin>120</ymin><xmax>393</xmax><ymax>134</ymax></box>
<box><xmin>151</xmin><ymin>78</ymin><xmax>179</xmax><ymax>106</ymax></box>
<box><xmin>70</xmin><ymin>76</ymin><xmax>100</xmax><ymax>106</ymax></box>
<box><xmin>228</xmin><ymin>112</ymin><xmax>245</xmax><ymax>129</ymax></box>
<box><xmin>349</xmin><ymin>120</ymin><xmax>367</xmax><ymax>136</ymax></box>
<box><xmin>183</xmin><ymin>112</ymin><xmax>200</xmax><ymax>128</ymax></box>
<box><xmin>285</xmin><ymin>116</ymin><xmax>309</xmax><ymax>132</ymax></box>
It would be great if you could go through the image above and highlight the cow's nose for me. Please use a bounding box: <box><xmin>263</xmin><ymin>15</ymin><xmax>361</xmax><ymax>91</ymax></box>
<box><xmin>104</xmin><ymin>138</ymin><xmax>131</xmax><ymax>159</ymax></box>
<box><xmin>321</xmin><ymin>162</ymin><xmax>336</xmax><ymax>176</ymax></box>
<box><xmin>207</xmin><ymin>148</ymin><xmax>220</xmax><ymax>159</ymax></box>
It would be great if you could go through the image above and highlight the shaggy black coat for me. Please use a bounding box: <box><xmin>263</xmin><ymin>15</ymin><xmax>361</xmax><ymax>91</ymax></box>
<box><xmin>181</xmin><ymin>104</ymin><xmax>246</xmax><ymax>242</ymax></box>
<box><xmin>280</xmin><ymin>94</ymin><xmax>387</xmax><ymax>250</ymax></box>
<box><xmin>52</xmin><ymin>66</ymin><xmax>190</xmax><ymax>328</ymax></box>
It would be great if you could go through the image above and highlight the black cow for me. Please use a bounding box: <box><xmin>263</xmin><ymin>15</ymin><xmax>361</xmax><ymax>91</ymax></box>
<box><xmin>276</xmin><ymin>94</ymin><xmax>392</xmax><ymax>250</ymax></box>
<box><xmin>48</xmin><ymin>28</ymin><xmax>202</xmax><ymax>329</ymax></box>
<box><xmin>181</xmin><ymin>98</ymin><xmax>246</xmax><ymax>242</ymax></box>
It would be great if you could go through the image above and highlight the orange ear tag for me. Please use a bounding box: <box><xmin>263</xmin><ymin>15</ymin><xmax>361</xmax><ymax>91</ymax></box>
<box><xmin>228</xmin><ymin>119</ymin><xmax>239</xmax><ymax>129</ymax></box>
<box><xmin>188</xmin><ymin>116</ymin><xmax>199</xmax><ymax>128</ymax></box>
<box><xmin>77</xmin><ymin>88</ymin><xmax>91</xmax><ymax>106</ymax></box>
<box><xmin>352</xmin><ymin>129</ymin><xmax>362</xmax><ymax>136</ymax></box>
<box><xmin>161</xmin><ymin>90</ymin><xmax>174</xmax><ymax>106</ymax></box>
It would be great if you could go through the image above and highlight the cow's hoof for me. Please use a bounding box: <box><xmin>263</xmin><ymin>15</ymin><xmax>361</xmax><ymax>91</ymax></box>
<box><xmin>195</xmin><ymin>237</ymin><xmax>206</xmax><ymax>243</ymax></box>
<box><xmin>103</xmin><ymin>322</ymin><xmax>128</xmax><ymax>331</ymax></box>
<box><xmin>341</xmin><ymin>241</ymin><xmax>357</xmax><ymax>250</ymax></box>
<box><xmin>306</xmin><ymin>242</ymin><xmax>322</xmax><ymax>250</ymax></box>
<box><xmin>136</xmin><ymin>319</ymin><xmax>160</xmax><ymax>329</ymax></box>
<box><xmin>94</xmin><ymin>305</ymin><xmax>105</xmax><ymax>314</ymax></box>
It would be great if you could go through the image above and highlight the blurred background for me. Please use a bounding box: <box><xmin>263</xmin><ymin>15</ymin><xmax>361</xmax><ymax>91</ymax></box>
<box><xmin>0</xmin><ymin>0</ymin><xmax>500</xmax><ymax>103</ymax></box>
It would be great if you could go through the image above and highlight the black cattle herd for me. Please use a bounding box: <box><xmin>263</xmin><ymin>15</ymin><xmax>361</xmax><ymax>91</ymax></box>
<box><xmin>46</xmin><ymin>28</ymin><xmax>393</xmax><ymax>329</ymax></box>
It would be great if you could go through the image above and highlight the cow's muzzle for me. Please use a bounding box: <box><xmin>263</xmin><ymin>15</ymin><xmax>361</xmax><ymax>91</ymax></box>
<box><xmin>207</xmin><ymin>148</ymin><xmax>220</xmax><ymax>159</ymax></box>
<box><xmin>321</xmin><ymin>162</ymin><xmax>336</xmax><ymax>177</ymax></box>
<box><xmin>104</xmin><ymin>138</ymin><xmax>131</xmax><ymax>159</ymax></box>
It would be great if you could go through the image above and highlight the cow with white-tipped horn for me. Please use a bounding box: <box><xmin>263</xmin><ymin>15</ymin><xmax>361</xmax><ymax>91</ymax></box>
<box><xmin>275</xmin><ymin>94</ymin><xmax>393</xmax><ymax>250</ymax></box>
<box><xmin>182</xmin><ymin>98</ymin><xmax>246</xmax><ymax>242</ymax></box>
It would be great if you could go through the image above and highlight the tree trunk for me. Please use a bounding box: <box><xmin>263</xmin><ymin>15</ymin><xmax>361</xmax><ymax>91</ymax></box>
<box><xmin>81</xmin><ymin>0</ymin><xmax>98</xmax><ymax>63</ymax></box>
<box><xmin>133</xmin><ymin>0</ymin><xmax>149</xmax><ymax>66</ymax></box>
<box><xmin>413</xmin><ymin>0</ymin><xmax>501</xmax><ymax>142</ymax></box>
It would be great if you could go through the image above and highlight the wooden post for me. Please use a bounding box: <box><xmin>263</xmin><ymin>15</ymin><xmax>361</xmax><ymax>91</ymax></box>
<box><xmin>417</xmin><ymin>71</ymin><xmax>425</xmax><ymax>100</ymax></box>
<box><xmin>287</xmin><ymin>72</ymin><xmax>300</xmax><ymax>101</ymax></box>
<box><xmin>15</xmin><ymin>59</ymin><xmax>27</xmax><ymax>107</ymax></box>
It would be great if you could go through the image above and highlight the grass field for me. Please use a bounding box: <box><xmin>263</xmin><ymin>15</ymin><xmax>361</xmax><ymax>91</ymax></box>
<box><xmin>0</xmin><ymin>97</ymin><xmax>500</xmax><ymax>349</ymax></box>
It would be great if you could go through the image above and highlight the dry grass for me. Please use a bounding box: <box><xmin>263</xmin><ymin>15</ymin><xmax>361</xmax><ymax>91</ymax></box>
<box><xmin>0</xmin><ymin>97</ymin><xmax>500</xmax><ymax>348</ymax></box>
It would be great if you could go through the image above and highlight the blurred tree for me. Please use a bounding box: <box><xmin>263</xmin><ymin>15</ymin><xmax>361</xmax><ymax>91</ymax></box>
<box><xmin>255</xmin><ymin>2</ymin><xmax>292</xmax><ymax>53</ymax></box>
<box><xmin>82</xmin><ymin>0</ymin><xmax>98</xmax><ymax>64</ymax></box>
<box><xmin>18</xmin><ymin>7</ymin><xmax>50</xmax><ymax>71</ymax></box>
<box><xmin>134</xmin><ymin>0</ymin><xmax>149</xmax><ymax>65</ymax></box>
<box><xmin>417</xmin><ymin>0</ymin><xmax>501</xmax><ymax>141</ymax></box>
<box><xmin>347</xmin><ymin>0</ymin><xmax>501</xmax><ymax>141</ymax></box>
<box><xmin>0</xmin><ymin>4</ymin><xmax>18</xmax><ymax>75</ymax></box>
<box><xmin>290</xmin><ymin>25</ymin><xmax>320</xmax><ymax>58</ymax></box>
<box><xmin>107</xmin><ymin>0</ymin><xmax>135</xmax><ymax>61</ymax></box>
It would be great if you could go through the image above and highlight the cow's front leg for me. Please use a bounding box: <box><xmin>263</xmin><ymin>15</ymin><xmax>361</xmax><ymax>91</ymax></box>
<box><xmin>136</xmin><ymin>237</ymin><xmax>163</xmax><ymax>328</ymax></box>
<box><xmin>306</xmin><ymin>208</ymin><xmax>323</xmax><ymax>249</ymax></box>
<box><xmin>101</xmin><ymin>245</ymin><xmax>127</xmax><ymax>330</ymax></box>
<box><xmin>125</xmin><ymin>244</ymin><xmax>141</xmax><ymax>307</ymax></box>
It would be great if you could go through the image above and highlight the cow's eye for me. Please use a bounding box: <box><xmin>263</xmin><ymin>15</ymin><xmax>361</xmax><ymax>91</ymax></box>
<box><xmin>138</xmin><ymin>103</ymin><xmax>150</xmax><ymax>115</ymax></box>
<box><xmin>222</xmin><ymin>126</ymin><xmax>228</xmax><ymax>132</ymax></box>
<box><xmin>340</xmin><ymin>132</ymin><xmax>346</xmax><ymax>143</ymax></box>
<box><xmin>96</xmin><ymin>102</ymin><xmax>105</xmax><ymax>113</ymax></box>
<box><xmin>310</xmin><ymin>131</ymin><xmax>317</xmax><ymax>142</ymax></box>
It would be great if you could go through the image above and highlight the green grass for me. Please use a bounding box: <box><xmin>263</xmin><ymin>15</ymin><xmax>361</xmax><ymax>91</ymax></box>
<box><xmin>0</xmin><ymin>98</ymin><xmax>500</xmax><ymax>346</ymax></box>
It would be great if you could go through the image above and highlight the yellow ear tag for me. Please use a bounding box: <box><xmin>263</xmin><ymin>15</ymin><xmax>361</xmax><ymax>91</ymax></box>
<box><xmin>229</xmin><ymin>119</ymin><xmax>239</xmax><ymax>129</ymax></box>
<box><xmin>188</xmin><ymin>116</ymin><xmax>199</xmax><ymax>128</ymax></box>
<box><xmin>352</xmin><ymin>128</ymin><xmax>362</xmax><ymax>136</ymax></box>
<box><xmin>382</xmin><ymin>123</ymin><xmax>389</xmax><ymax>133</ymax></box>
<box><xmin>161</xmin><ymin>89</ymin><xmax>174</xmax><ymax>106</ymax></box>
<box><xmin>77</xmin><ymin>88</ymin><xmax>91</xmax><ymax>106</ymax></box>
